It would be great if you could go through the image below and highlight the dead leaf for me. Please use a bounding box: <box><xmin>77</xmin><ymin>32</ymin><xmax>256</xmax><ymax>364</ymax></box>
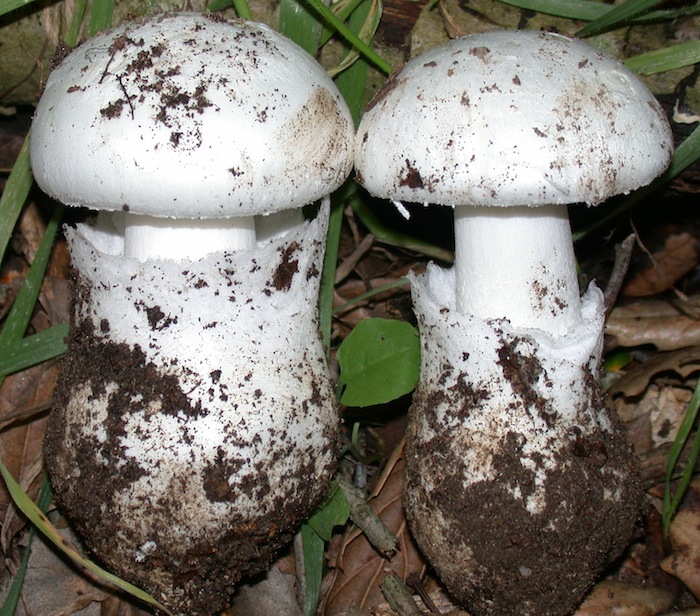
<box><xmin>661</xmin><ymin>479</ymin><xmax>700</xmax><ymax>600</ymax></box>
<box><xmin>623</xmin><ymin>232</ymin><xmax>699</xmax><ymax>297</ymax></box>
<box><xmin>0</xmin><ymin>361</ymin><xmax>59</xmax><ymax>549</ymax></box>
<box><xmin>574</xmin><ymin>580</ymin><xmax>673</xmax><ymax>616</ymax></box>
<box><xmin>321</xmin><ymin>440</ymin><xmax>425</xmax><ymax>615</ymax></box>
<box><xmin>228</xmin><ymin>569</ymin><xmax>302</xmax><ymax>616</ymax></box>
<box><xmin>607</xmin><ymin>346</ymin><xmax>700</xmax><ymax>398</ymax></box>
<box><xmin>607</xmin><ymin>298</ymin><xmax>700</xmax><ymax>351</ymax></box>
<box><xmin>1</xmin><ymin>528</ymin><xmax>106</xmax><ymax>616</ymax></box>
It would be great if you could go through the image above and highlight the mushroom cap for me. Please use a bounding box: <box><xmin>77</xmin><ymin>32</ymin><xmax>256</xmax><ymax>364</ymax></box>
<box><xmin>30</xmin><ymin>13</ymin><xmax>354</xmax><ymax>218</ymax></box>
<box><xmin>355</xmin><ymin>30</ymin><xmax>673</xmax><ymax>208</ymax></box>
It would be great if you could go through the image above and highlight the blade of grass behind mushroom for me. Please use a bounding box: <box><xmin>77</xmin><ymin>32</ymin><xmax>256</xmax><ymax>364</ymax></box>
<box><xmin>495</xmin><ymin>0</ymin><xmax>700</xmax><ymax>24</ymax></box>
<box><xmin>0</xmin><ymin>458</ymin><xmax>174</xmax><ymax>615</ymax></box>
<box><xmin>624</xmin><ymin>41</ymin><xmax>700</xmax><ymax>75</ymax></box>
<box><xmin>0</xmin><ymin>324</ymin><xmax>68</xmax><ymax>378</ymax></box>
<box><xmin>0</xmin><ymin>477</ymin><xmax>51</xmax><ymax>616</ymax></box>
<box><xmin>281</xmin><ymin>0</ymin><xmax>325</xmax><ymax>54</ymax></box>
<box><xmin>576</xmin><ymin>0</ymin><xmax>665</xmax><ymax>37</ymax></box>
<box><xmin>0</xmin><ymin>204</ymin><xmax>63</xmax><ymax>387</ymax></box>
<box><xmin>0</xmin><ymin>139</ymin><xmax>32</xmax><ymax>263</ymax></box>
<box><xmin>663</xmin><ymin>376</ymin><xmax>700</xmax><ymax>536</ymax></box>
<box><xmin>0</xmin><ymin>0</ymin><xmax>39</xmax><ymax>18</ymax></box>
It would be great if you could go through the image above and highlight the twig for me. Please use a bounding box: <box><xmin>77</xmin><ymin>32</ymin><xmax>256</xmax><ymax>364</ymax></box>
<box><xmin>604</xmin><ymin>233</ymin><xmax>635</xmax><ymax>316</ymax></box>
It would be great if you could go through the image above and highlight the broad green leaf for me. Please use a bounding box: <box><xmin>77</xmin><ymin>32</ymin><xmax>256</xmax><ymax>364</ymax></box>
<box><xmin>280</xmin><ymin>0</ymin><xmax>323</xmax><ymax>55</ymax></box>
<box><xmin>0</xmin><ymin>459</ymin><xmax>173</xmax><ymax>615</ymax></box>
<box><xmin>306</xmin><ymin>481</ymin><xmax>350</xmax><ymax>541</ymax></box>
<box><xmin>88</xmin><ymin>0</ymin><xmax>114</xmax><ymax>36</ymax></box>
<box><xmin>301</xmin><ymin>523</ymin><xmax>325</xmax><ymax>616</ymax></box>
<box><xmin>337</xmin><ymin>318</ymin><xmax>420</xmax><ymax>407</ymax></box>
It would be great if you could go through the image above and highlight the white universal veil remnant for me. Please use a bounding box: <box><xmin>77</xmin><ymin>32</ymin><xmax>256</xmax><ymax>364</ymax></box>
<box><xmin>30</xmin><ymin>13</ymin><xmax>354</xmax><ymax>616</ymax></box>
<box><xmin>355</xmin><ymin>30</ymin><xmax>673</xmax><ymax>616</ymax></box>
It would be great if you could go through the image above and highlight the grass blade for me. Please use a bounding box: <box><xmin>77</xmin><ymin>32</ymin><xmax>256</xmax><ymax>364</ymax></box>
<box><xmin>280</xmin><ymin>0</ymin><xmax>323</xmax><ymax>54</ymax></box>
<box><xmin>495</xmin><ymin>0</ymin><xmax>607</xmax><ymax>21</ymax></box>
<box><xmin>0</xmin><ymin>0</ymin><xmax>37</xmax><ymax>18</ymax></box>
<box><xmin>576</xmin><ymin>0</ymin><xmax>665</xmax><ymax>37</ymax></box>
<box><xmin>0</xmin><ymin>478</ymin><xmax>52</xmax><ymax>616</ymax></box>
<box><xmin>663</xmin><ymin>377</ymin><xmax>700</xmax><ymax>535</ymax></box>
<box><xmin>303</xmin><ymin>0</ymin><xmax>391</xmax><ymax>74</ymax></box>
<box><xmin>0</xmin><ymin>139</ymin><xmax>32</xmax><ymax>262</ymax></box>
<box><xmin>0</xmin><ymin>204</ymin><xmax>63</xmax><ymax>354</ymax></box>
<box><xmin>0</xmin><ymin>459</ymin><xmax>174</xmax><ymax>615</ymax></box>
<box><xmin>624</xmin><ymin>40</ymin><xmax>700</xmax><ymax>75</ymax></box>
<box><xmin>87</xmin><ymin>0</ymin><xmax>114</xmax><ymax>36</ymax></box>
<box><xmin>0</xmin><ymin>324</ymin><xmax>69</xmax><ymax>378</ymax></box>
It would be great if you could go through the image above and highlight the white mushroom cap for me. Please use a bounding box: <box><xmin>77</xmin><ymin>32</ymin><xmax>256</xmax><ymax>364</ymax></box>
<box><xmin>355</xmin><ymin>30</ymin><xmax>673</xmax><ymax>208</ymax></box>
<box><xmin>30</xmin><ymin>12</ymin><xmax>354</xmax><ymax>219</ymax></box>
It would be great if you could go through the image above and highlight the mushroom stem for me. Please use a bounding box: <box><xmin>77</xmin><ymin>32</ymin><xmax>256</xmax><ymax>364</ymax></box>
<box><xmin>453</xmin><ymin>203</ymin><xmax>581</xmax><ymax>337</ymax></box>
<box><xmin>123</xmin><ymin>214</ymin><xmax>256</xmax><ymax>261</ymax></box>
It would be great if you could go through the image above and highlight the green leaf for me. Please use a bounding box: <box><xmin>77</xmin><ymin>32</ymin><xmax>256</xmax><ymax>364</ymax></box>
<box><xmin>306</xmin><ymin>481</ymin><xmax>350</xmax><ymax>541</ymax></box>
<box><xmin>0</xmin><ymin>138</ymin><xmax>32</xmax><ymax>262</ymax></box>
<box><xmin>301</xmin><ymin>523</ymin><xmax>325</xmax><ymax>616</ymax></box>
<box><xmin>495</xmin><ymin>0</ymin><xmax>608</xmax><ymax>21</ymax></box>
<box><xmin>337</xmin><ymin>318</ymin><xmax>420</xmax><ymax>407</ymax></box>
<box><xmin>576</xmin><ymin>0</ymin><xmax>664</xmax><ymax>37</ymax></box>
<box><xmin>88</xmin><ymin>0</ymin><xmax>114</xmax><ymax>36</ymax></box>
<box><xmin>0</xmin><ymin>459</ymin><xmax>174</xmax><ymax>615</ymax></box>
<box><xmin>0</xmin><ymin>0</ymin><xmax>37</xmax><ymax>18</ymax></box>
<box><xmin>301</xmin><ymin>0</ymin><xmax>391</xmax><ymax>74</ymax></box>
<box><xmin>280</xmin><ymin>0</ymin><xmax>323</xmax><ymax>55</ymax></box>
<box><xmin>624</xmin><ymin>41</ymin><xmax>700</xmax><ymax>75</ymax></box>
<box><xmin>0</xmin><ymin>324</ymin><xmax>69</xmax><ymax>378</ymax></box>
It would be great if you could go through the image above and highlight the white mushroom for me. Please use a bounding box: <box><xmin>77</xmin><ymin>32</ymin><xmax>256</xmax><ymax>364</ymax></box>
<box><xmin>31</xmin><ymin>12</ymin><xmax>354</xmax><ymax>616</ymax></box>
<box><xmin>355</xmin><ymin>30</ymin><xmax>672</xmax><ymax>615</ymax></box>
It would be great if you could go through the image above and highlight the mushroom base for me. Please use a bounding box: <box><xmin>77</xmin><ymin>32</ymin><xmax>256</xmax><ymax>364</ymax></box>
<box><xmin>45</xmin><ymin>208</ymin><xmax>338</xmax><ymax>616</ymax></box>
<box><xmin>404</xmin><ymin>264</ymin><xmax>642</xmax><ymax>616</ymax></box>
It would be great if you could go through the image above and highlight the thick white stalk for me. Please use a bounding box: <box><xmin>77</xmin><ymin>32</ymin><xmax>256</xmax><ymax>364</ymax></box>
<box><xmin>123</xmin><ymin>214</ymin><xmax>256</xmax><ymax>261</ymax></box>
<box><xmin>453</xmin><ymin>204</ymin><xmax>581</xmax><ymax>338</ymax></box>
<box><xmin>255</xmin><ymin>207</ymin><xmax>305</xmax><ymax>243</ymax></box>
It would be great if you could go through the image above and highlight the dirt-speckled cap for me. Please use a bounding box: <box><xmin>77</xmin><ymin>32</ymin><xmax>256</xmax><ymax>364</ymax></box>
<box><xmin>30</xmin><ymin>13</ymin><xmax>354</xmax><ymax>218</ymax></box>
<box><xmin>355</xmin><ymin>30</ymin><xmax>673</xmax><ymax>208</ymax></box>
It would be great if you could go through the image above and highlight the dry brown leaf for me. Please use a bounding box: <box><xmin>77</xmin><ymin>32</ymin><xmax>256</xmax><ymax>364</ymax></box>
<box><xmin>321</xmin><ymin>441</ymin><xmax>425</xmax><ymax>615</ymax></box>
<box><xmin>228</xmin><ymin>568</ymin><xmax>302</xmax><ymax>616</ymax></box>
<box><xmin>1</xmin><ymin>528</ymin><xmax>106</xmax><ymax>616</ymax></box>
<box><xmin>607</xmin><ymin>298</ymin><xmax>700</xmax><ymax>351</ymax></box>
<box><xmin>612</xmin><ymin>381</ymin><xmax>694</xmax><ymax>457</ymax></box>
<box><xmin>607</xmin><ymin>346</ymin><xmax>700</xmax><ymax>398</ymax></box>
<box><xmin>574</xmin><ymin>580</ymin><xmax>673</xmax><ymax>616</ymax></box>
<box><xmin>623</xmin><ymin>232</ymin><xmax>699</xmax><ymax>297</ymax></box>
<box><xmin>0</xmin><ymin>361</ymin><xmax>59</xmax><ymax>548</ymax></box>
<box><xmin>661</xmin><ymin>479</ymin><xmax>700</xmax><ymax>601</ymax></box>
